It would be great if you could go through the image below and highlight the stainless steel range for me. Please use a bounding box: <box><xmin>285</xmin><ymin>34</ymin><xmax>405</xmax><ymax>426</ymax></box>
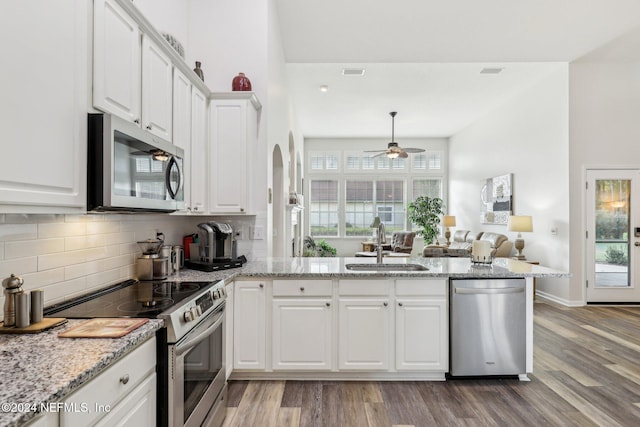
<box><xmin>45</xmin><ymin>279</ymin><xmax>227</xmax><ymax>427</ymax></box>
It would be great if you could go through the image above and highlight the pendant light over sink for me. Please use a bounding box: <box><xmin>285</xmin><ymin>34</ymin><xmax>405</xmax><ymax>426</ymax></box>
<box><xmin>365</xmin><ymin>112</ymin><xmax>425</xmax><ymax>159</ymax></box>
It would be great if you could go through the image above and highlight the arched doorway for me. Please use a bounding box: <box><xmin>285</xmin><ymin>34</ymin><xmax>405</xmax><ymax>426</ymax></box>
<box><xmin>272</xmin><ymin>145</ymin><xmax>285</xmax><ymax>258</ymax></box>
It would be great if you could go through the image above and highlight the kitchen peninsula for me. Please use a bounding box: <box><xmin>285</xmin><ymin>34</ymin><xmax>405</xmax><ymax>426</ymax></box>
<box><xmin>176</xmin><ymin>257</ymin><xmax>568</xmax><ymax>381</ymax></box>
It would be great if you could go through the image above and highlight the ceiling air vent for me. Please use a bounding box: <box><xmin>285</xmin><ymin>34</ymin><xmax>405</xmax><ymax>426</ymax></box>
<box><xmin>342</xmin><ymin>68</ymin><xmax>365</xmax><ymax>76</ymax></box>
<box><xmin>480</xmin><ymin>67</ymin><xmax>504</xmax><ymax>74</ymax></box>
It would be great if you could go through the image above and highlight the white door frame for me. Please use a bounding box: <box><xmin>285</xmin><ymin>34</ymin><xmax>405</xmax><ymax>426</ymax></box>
<box><xmin>585</xmin><ymin>168</ymin><xmax>640</xmax><ymax>303</ymax></box>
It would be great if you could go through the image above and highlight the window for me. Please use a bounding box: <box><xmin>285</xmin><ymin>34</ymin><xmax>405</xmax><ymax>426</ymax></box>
<box><xmin>306</xmin><ymin>142</ymin><xmax>446</xmax><ymax>238</ymax></box>
<box><xmin>413</xmin><ymin>152</ymin><xmax>442</xmax><ymax>171</ymax></box>
<box><xmin>345</xmin><ymin>181</ymin><xmax>374</xmax><ymax>236</ymax></box>
<box><xmin>309</xmin><ymin>180</ymin><xmax>339</xmax><ymax>236</ymax></box>
<box><xmin>376</xmin><ymin>180</ymin><xmax>404</xmax><ymax>232</ymax></box>
<box><xmin>310</xmin><ymin>152</ymin><xmax>339</xmax><ymax>171</ymax></box>
<box><xmin>377</xmin><ymin>206</ymin><xmax>393</xmax><ymax>222</ymax></box>
<box><xmin>412</xmin><ymin>179</ymin><xmax>443</xmax><ymax>200</ymax></box>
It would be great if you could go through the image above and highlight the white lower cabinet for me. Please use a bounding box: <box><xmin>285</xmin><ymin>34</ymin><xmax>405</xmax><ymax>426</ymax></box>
<box><xmin>338</xmin><ymin>280</ymin><xmax>392</xmax><ymax>370</ymax></box>
<box><xmin>233</xmin><ymin>280</ymin><xmax>266</xmax><ymax>370</ymax></box>
<box><xmin>24</xmin><ymin>412</ymin><xmax>58</xmax><ymax>427</ymax></box>
<box><xmin>230</xmin><ymin>278</ymin><xmax>449</xmax><ymax>378</ymax></box>
<box><xmin>93</xmin><ymin>374</ymin><xmax>156</xmax><ymax>426</ymax></box>
<box><xmin>59</xmin><ymin>337</ymin><xmax>156</xmax><ymax>427</ymax></box>
<box><xmin>395</xmin><ymin>279</ymin><xmax>448</xmax><ymax>371</ymax></box>
<box><xmin>272</xmin><ymin>296</ymin><xmax>333</xmax><ymax>370</ymax></box>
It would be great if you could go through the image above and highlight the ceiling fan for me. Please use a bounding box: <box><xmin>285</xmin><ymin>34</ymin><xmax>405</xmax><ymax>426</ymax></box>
<box><xmin>365</xmin><ymin>112</ymin><xmax>425</xmax><ymax>159</ymax></box>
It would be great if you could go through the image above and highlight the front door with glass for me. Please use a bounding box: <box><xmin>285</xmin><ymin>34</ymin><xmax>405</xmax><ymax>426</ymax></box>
<box><xmin>586</xmin><ymin>169</ymin><xmax>640</xmax><ymax>303</ymax></box>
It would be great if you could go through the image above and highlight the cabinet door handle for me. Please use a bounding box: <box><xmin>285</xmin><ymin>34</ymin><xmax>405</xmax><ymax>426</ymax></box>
<box><xmin>259</xmin><ymin>283</ymin><xmax>264</xmax><ymax>288</ymax></box>
<box><xmin>120</xmin><ymin>374</ymin><xmax>130</xmax><ymax>385</ymax></box>
<box><xmin>133</xmin><ymin>118</ymin><xmax>140</xmax><ymax>124</ymax></box>
<box><xmin>300</xmin><ymin>287</ymin><xmax>305</xmax><ymax>292</ymax></box>
<box><xmin>383</xmin><ymin>302</ymin><xmax>388</xmax><ymax>307</ymax></box>
<box><xmin>326</xmin><ymin>302</ymin><xmax>330</xmax><ymax>307</ymax></box>
<box><xmin>146</xmin><ymin>125</ymin><xmax>152</xmax><ymax>130</ymax></box>
<box><xmin>398</xmin><ymin>302</ymin><xmax>403</xmax><ymax>307</ymax></box>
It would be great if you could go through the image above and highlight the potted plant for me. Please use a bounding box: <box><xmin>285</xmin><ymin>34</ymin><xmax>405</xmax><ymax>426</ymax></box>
<box><xmin>407</xmin><ymin>196</ymin><xmax>445</xmax><ymax>245</ymax></box>
<box><xmin>303</xmin><ymin>236</ymin><xmax>337</xmax><ymax>257</ymax></box>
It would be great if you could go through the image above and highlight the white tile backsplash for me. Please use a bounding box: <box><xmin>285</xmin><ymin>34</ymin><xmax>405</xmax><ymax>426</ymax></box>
<box><xmin>0</xmin><ymin>224</ymin><xmax>38</xmax><ymax>241</ymax></box>
<box><xmin>38</xmin><ymin>222</ymin><xmax>87</xmax><ymax>238</ymax></box>
<box><xmin>4</xmin><ymin>238</ymin><xmax>65</xmax><ymax>259</ymax></box>
<box><xmin>0</xmin><ymin>213</ymin><xmax>264</xmax><ymax>321</ymax></box>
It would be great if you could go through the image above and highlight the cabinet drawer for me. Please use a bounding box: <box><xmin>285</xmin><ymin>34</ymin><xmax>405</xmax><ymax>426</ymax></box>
<box><xmin>273</xmin><ymin>280</ymin><xmax>332</xmax><ymax>297</ymax></box>
<box><xmin>339</xmin><ymin>279</ymin><xmax>392</xmax><ymax>296</ymax></box>
<box><xmin>60</xmin><ymin>337</ymin><xmax>156</xmax><ymax>426</ymax></box>
<box><xmin>396</xmin><ymin>279</ymin><xmax>447</xmax><ymax>296</ymax></box>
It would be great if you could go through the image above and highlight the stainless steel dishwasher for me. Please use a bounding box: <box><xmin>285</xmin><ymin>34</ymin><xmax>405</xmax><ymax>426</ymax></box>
<box><xmin>450</xmin><ymin>278</ymin><xmax>526</xmax><ymax>376</ymax></box>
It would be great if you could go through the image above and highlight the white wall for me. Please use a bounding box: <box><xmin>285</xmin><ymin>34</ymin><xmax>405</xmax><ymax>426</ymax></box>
<box><xmin>449</xmin><ymin>65</ymin><xmax>571</xmax><ymax>300</ymax></box>
<box><xmin>568</xmin><ymin>27</ymin><xmax>640</xmax><ymax>304</ymax></box>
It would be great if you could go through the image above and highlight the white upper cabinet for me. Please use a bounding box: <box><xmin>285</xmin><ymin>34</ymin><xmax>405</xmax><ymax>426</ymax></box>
<box><xmin>0</xmin><ymin>0</ymin><xmax>87</xmax><ymax>213</ymax></box>
<box><xmin>173</xmin><ymin>70</ymin><xmax>208</xmax><ymax>214</ymax></box>
<box><xmin>190</xmin><ymin>88</ymin><xmax>208</xmax><ymax>213</ymax></box>
<box><xmin>93</xmin><ymin>0</ymin><xmax>141</xmax><ymax>124</ymax></box>
<box><xmin>172</xmin><ymin>68</ymin><xmax>192</xmax><ymax>212</ymax></box>
<box><xmin>94</xmin><ymin>0</ymin><xmax>173</xmax><ymax>142</ymax></box>
<box><xmin>208</xmin><ymin>94</ymin><xmax>261</xmax><ymax>214</ymax></box>
<box><xmin>141</xmin><ymin>35</ymin><xmax>173</xmax><ymax>141</ymax></box>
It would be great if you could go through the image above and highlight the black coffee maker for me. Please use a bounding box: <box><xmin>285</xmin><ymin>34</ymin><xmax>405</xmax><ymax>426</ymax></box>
<box><xmin>184</xmin><ymin>222</ymin><xmax>245</xmax><ymax>271</ymax></box>
<box><xmin>198</xmin><ymin>222</ymin><xmax>236</xmax><ymax>262</ymax></box>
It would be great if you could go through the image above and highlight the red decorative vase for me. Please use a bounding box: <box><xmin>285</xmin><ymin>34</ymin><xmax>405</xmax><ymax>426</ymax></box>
<box><xmin>232</xmin><ymin>72</ymin><xmax>252</xmax><ymax>91</ymax></box>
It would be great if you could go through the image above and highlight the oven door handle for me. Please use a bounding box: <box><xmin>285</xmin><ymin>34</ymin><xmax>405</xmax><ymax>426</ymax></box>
<box><xmin>175</xmin><ymin>306</ymin><xmax>224</xmax><ymax>357</ymax></box>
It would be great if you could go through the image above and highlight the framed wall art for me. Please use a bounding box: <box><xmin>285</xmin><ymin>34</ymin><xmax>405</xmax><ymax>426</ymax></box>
<box><xmin>480</xmin><ymin>173</ymin><xmax>513</xmax><ymax>225</ymax></box>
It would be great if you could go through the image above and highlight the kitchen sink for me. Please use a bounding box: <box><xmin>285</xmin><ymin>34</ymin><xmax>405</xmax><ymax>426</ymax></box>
<box><xmin>345</xmin><ymin>263</ymin><xmax>428</xmax><ymax>271</ymax></box>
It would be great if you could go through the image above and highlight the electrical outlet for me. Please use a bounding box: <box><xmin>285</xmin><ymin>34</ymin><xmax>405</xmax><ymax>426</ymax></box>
<box><xmin>251</xmin><ymin>226</ymin><xmax>264</xmax><ymax>240</ymax></box>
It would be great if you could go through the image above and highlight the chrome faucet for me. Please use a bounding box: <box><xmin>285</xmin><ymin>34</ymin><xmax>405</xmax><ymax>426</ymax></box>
<box><xmin>376</xmin><ymin>220</ymin><xmax>386</xmax><ymax>264</ymax></box>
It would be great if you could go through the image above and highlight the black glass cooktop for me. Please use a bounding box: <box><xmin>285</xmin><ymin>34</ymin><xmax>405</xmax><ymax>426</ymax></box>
<box><xmin>45</xmin><ymin>279</ymin><xmax>216</xmax><ymax>318</ymax></box>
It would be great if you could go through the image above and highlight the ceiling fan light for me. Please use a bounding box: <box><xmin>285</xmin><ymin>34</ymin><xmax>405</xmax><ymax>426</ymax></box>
<box><xmin>387</xmin><ymin>152</ymin><xmax>399</xmax><ymax>159</ymax></box>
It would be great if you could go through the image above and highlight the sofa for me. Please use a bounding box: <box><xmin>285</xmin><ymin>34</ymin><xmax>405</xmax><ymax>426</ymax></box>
<box><xmin>380</xmin><ymin>231</ymin><xmax>416</xmax><ymax>254</ymax></box>
<box><xmin>422</xmin><ymin>229</ymin><xmax>513</xmax><ymax>258</ymax></box>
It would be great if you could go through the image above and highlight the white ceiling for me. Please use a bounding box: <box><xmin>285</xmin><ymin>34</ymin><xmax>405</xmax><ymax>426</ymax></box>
<box><xmin>275</xmin><ymin>0</ymin><xmax>640</xmax><ymax>138</ymax></box>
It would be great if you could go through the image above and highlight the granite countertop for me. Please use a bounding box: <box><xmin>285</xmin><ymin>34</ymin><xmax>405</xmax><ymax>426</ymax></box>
<box><xmin>170</xmin><ymin>256</ymin><xmax>570</xmax><ymax>282</ymax></box>
<box><xmin>0</xmin><ymin>319</ymin><xmax>163</xmax><ymax>427</ymax></box>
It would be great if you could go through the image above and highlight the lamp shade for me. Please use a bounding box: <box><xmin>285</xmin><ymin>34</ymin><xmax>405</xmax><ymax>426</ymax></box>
<box><xmin>443</xmin><ymin>215</ymin><xmax>456</xmax><ymax>227</ymax></box>
<box><xmin>507</xmin><ymin>215</ymin><xmax>533</xmax><ymax>233</ymax></box>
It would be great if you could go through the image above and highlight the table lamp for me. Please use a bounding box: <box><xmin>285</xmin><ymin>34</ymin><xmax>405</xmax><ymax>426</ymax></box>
<box><xmin>443</xmin><ymin>215</ymin><xmax>456</xmax><ymax>246</ymax></box>
<box><xmin>507</xmin><ymin>215</ymin><xmax>533</xmax><ymax>260</ymax></box>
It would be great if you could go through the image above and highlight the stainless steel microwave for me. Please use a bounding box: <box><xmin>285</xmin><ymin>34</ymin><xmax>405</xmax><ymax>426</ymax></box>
<box><xmin>88</xmin><ymin>113</ymin><xmax>184</xmax><ymax>212</ymax></box>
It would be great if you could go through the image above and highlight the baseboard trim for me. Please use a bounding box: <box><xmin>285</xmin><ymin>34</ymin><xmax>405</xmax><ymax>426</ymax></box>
<box><xmin>230</xmin><ymin>371</ymin><xmax>447</xmax><ymax>381</ymax></box>
<box><xmin>536</xmin><ymin>290</ymin><xmax>584</xmax><ymax>307</ymax></box>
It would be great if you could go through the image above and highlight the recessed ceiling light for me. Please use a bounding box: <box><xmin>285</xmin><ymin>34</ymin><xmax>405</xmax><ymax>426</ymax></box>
<box><xmin>342</xmin><ymin>68</ymin><xmax>365</xmax><ymax>76</ymax></box>
<box><xmin>480</xmin><ymin>67</ymin><xmax>504</xmax><ymax>74</ymax></box>
<box><xmin>319</xmin><ymin>85</ymin><xmax>329</xmax><ymax>92</ymax></box>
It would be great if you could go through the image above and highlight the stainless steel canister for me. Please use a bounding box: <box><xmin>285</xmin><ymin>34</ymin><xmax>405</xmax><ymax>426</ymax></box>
<box><xmin>15</xmin><ymin>292</ymin><xmax>29</xmax><ymax>329</ymax></box>
<box><xmin>31</xmin><ymin>289</ymin><xmax>44</xmax><ymax>323</ymax></box>
<box><xmin>171</xmin><ymin>245</ymin><xmax>184</xmax><ymax>273</ymax></box>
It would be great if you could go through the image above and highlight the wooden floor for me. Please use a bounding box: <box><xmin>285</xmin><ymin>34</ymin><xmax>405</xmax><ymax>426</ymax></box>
<box><xmin>223</xmin><ymin>301</ymin><xmax>640</xmax><ymax>426</ymax></box>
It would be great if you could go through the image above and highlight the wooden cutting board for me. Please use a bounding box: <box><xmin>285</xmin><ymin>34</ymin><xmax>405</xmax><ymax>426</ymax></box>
<box><xmin>58</xmin><ymin>318</ymin><xmax>149</xmax><ymax>338</ymax></box>
<box><xmin>0</xmin><ymin>318</ymin><xmax>67</xmax><ymax>334</ymax></box>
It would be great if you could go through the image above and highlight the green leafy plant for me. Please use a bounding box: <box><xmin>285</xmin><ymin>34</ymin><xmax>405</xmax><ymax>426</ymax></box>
<box><xmin>407</xmin><ymin>196</ymin><xmax>445</xmax><ymax>244</ymax></box>
<box><xmin>303</xmin><ymin>236</ymin><xmax>337</xmax><ymax>257</ymax></box>
<box><xmin>604</xmin><ymin>246</ymin><xmax>628</xmax><ymax>265</ymax></box>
